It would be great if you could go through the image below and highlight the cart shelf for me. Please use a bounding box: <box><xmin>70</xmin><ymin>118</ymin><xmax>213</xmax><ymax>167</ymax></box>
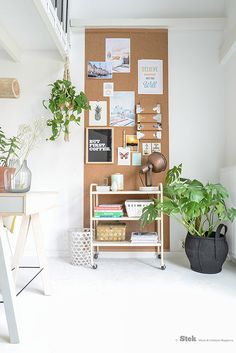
<box><xmin>93</xmin><ymin>241</ymin><xmax>161</xmax><ymax>247</ymax></box>
<box><xmin>90</xmin><ymin>183</ymin><xmax>165</xmax><ymax>270</ymax></box>
<box><xmin>92</xmin><ymin>216</ymin><xmax>161</xmax><ymax>221</ymax></box>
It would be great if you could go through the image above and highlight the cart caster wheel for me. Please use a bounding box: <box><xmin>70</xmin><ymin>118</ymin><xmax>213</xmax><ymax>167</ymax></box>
<box><xmin>158</xmin><ymin>254</ymin><xmax>161</xmax><ymax>259</ymax></box>
<box><xmin>94</xmin><ymin>253</ymin><xmax>98</xmax><ymax>259</ymax></box>
<box><xmin>92</xmin><ymin>264</ymin><xmax>98</xmax><ymax>269</ymax></box>
<box><xmin>161</xmin><ymin>265</ymin><xmax>166</xmax><ymax>270</ymax></box>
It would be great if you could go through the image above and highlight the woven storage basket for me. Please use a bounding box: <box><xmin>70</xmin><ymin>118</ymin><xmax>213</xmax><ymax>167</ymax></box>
<box><xmin>96</xmin><ymin>222</ymin><xmax>126</xmax><ymax>241</ymax></box>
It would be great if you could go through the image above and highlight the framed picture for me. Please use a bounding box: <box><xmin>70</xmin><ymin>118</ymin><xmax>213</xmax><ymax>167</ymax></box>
<box><xmin>86</xmin><ymin>128</ymin><xmax>114</xmax><ymax>164</ymax></box>
<box><xmin>89</xmin><ymin>101</ymin><xmax>107</xmax><ymax>126</ymax></box>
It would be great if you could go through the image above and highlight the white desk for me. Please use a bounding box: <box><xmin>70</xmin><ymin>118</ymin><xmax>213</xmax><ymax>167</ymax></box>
<box><xmin>0</xmin><ymin>192</ymin><xmax>57</xmax><ymax>343</ymax></box>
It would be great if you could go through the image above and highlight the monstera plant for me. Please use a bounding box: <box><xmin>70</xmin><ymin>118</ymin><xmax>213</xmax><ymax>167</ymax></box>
<box><xmin>43</xmin><ymin>79</ymin><xmax>90</xmax><ymax>142</ymax></box>
<box><xmin>140</xmin><ymin>164</ymin><xmax>236</xmax><ymax>274</ymax></box>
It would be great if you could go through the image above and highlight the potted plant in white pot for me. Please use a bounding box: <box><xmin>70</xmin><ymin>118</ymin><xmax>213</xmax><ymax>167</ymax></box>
<box><xmin>0</xmin><ymin>127</ymin><xmax>19</xmax><ymax>192</ymax></box>
<box><xmin>140</xmin><ymin>164</ymin><xmax>236</xmax><ymax>274</ymax></box>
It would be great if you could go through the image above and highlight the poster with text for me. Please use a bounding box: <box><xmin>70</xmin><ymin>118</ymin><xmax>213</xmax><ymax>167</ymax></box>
<box><xmin>138</xmin><ymin>60</ymin><xmax>163</xmax><ymax>94</ymax></box>
<box><xmin>86</xmin><ymin>128</ymin><xmax>114</xmax><ymax>164</ymax></box>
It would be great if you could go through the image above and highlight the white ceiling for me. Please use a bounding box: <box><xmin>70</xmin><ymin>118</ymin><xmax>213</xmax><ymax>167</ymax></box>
<box><xmin>0</xmin><ymin>0</ymin><xmax>226</xmax><ymax>59</ymax></box>
<box><xmin>70</xmin><ymin>0</ymin><xmax>225</xmax><ymax>19</ymax></box>
<box><xmin>0</xmin><ymin>0</ymin><xmax>56</xmax><ymax>51</ymax></box>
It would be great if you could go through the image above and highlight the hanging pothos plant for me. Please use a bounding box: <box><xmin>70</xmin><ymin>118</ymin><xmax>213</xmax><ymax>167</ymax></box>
<box><xmin>43</xmin><ymin>79</ymin><xmax>90</xmax><ymax>142</ymax></box>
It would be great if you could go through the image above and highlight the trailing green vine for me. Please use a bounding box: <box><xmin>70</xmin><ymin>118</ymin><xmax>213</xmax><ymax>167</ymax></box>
<box><xmin>43</xmin><ymin>79</ymin><xmax>90</xmax><ymax>142</ymax></box>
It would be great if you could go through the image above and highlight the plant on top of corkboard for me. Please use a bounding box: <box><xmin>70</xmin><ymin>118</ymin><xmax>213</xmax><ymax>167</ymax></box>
<box><xmin>43</xmin><ymin>79</ymin><xmax>90</xmax><ymax>142</ymax></box>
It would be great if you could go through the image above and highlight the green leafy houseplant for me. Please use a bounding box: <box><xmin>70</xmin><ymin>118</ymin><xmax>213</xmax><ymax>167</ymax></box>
<box><xmin>0</xmin><ymin>127</ymin><xmax>20</xmax><ymax>192</ymax></box>
<box><xmin>140</xmin><ymin>164</ymin><xmax>236</xmax><ymax>236</ymax></box>
<box><xmin>43</xmin><ymin>79</ymin><xmax>90</xmax><ymax>142</ymax></box>
<box><xmin>140</xmin><ymin>164</ymin><xmax>236</xmax><ymax>273</ymax></box>
<box><xmin>0</xmin><ymin>127</ymin><xmax>19</xmax><ymax>167</ymax></box>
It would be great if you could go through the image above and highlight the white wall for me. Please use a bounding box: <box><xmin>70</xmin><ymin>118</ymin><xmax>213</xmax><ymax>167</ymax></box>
<box><xmin>224</xmin><ymin>0</ymin><xmax>236</xmax><ymax>36</ymax></box>
<box><xmin>0</xmin><ymin>31</ymin><xmax>85</xmax><ymax>256</ymax></box>
<box><xmin>224</xmin><ymin>50</ymin><xmax>236</xmax><ymax>166</ymax></box>
<box><xmin>168</xmin><ymin>29</ymin><xmax>224</xmax><ymax>250</ymax></box>
<box><xmin>223</xmin><ymin>0</ymin><xmax>236</xmax><ymax>167</ymax></box>
<box><xmin>0</xmin><ymin>27</ymin><xmax>225</xmax><ymax>254</ymax></box>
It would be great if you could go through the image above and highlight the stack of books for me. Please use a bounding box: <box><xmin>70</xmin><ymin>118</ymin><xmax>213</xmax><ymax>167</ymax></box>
<box><xmin>131</xmin><ymin>232</ymin><xmax>159</xmax><ymax>244</ymax></box>
<box><xmin>94</xmin><ymin>204</ymin><xmax>124</xmax><ymax>218</ymax></box>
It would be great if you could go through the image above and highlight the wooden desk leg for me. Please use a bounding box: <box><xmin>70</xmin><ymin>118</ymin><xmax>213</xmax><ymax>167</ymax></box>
<box><xmin>0</xmin><ymin>218</ymin><xmax>20</xmax><ymax>344</ymax></box>
<box><xmin>12</xmin><ymin>216</ymin><xmax>30</xmax><ymax>282</ymax></box>
<box><xmin>31</xmin><ymin>213</ymin><xmax>51</xmax><ymax>296</ymax></box>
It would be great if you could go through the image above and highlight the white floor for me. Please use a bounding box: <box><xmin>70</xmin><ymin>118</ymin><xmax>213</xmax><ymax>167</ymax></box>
<box><xmin>0</xmin><ymin>253</ymin><xmax>236</xmax><ymax>353</ymax></box>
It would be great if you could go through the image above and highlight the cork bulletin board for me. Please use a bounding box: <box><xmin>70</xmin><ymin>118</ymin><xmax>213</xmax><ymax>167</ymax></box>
<box><xmin>84</xmin><ymin>28</ymin><xmax>169</xmax><ymax>251</ymax></box>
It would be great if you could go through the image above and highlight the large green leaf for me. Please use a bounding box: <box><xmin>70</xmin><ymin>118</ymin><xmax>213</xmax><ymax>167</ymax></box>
<box><xmin>140</xmin><ymin>164</ymin><xmax>236</xmax><ymax>236</ymax></box>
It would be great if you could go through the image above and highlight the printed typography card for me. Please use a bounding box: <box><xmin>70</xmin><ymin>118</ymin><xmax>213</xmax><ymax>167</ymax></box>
<box><xmin>138</xmin><ymin>60</ymin><xmax>163</xmax><ymax>95</ymax></box>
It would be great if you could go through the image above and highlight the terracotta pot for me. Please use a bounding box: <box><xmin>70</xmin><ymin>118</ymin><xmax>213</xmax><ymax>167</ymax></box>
<box><xmin>0</xmin><ymin>166</ymin><xmax>15</xmax><ymax>192</ymax></box>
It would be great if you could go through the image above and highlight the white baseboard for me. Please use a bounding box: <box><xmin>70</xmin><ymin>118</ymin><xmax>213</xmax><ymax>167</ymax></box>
<box><xmin>46</xmin><ymin>250</ymin><xmax>159</xmax><ymax>259</ymax></box>
<box><xmin>44</xmin><ymin>249</ymin><xmax>184</xmax><ymax>259</ymax></box>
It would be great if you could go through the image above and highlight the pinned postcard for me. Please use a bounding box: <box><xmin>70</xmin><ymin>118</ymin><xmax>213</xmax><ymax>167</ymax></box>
<box><xmin>110</xmin><ymin>91</ymin><xmax>135</xmax><ymax>126</ymax></box>
<box><xmin>87</xmin><ymin>61</ymin><xmax>112</xmax><ymax>79</ymax></box>
<box><xmin>103</xmin><ymin>82</ymin><xmax>114</xmax><ymax>97</ymax></box>
<box><xmin>138</xmin><ymin>60</ymin><xmax>163</xmax><ymax>94</ymax></box>
<box><xmin>118</xmin><ymin>147</ymin><xmax>131</xmax><ymax>166</ymax></box>
<box><xmin>106</xmin><ymin>38</ymin><xmax>130</xmax><ymax>73</ymax></box>
<box><xmin>152</xmin><ymin>142</ymin><xmax>161</xmax><ymax>153</ymax></box>
<box><xmin>89</xmin><ymin>101</ymin><xmax>107</xmax><ymax>126</ymax></box>
<box><xmin>132</xmin><ymin>152</ymin><xmax>142</xmax><ymax>166</ymax></box>
<box><xmin>126</xmin><ymin>134</ymin><xmax>139</xmax><ymax>151</ymax></box>
<box><xmin>142</xmin><ymin>143</ymin><xmax>152</xmax><ymax>156</ymax></box>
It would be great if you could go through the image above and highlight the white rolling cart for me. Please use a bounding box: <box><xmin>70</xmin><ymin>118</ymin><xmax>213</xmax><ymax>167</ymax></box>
<box><xmin>89</xmin><ymin>183</ymin><xmax>166</xmax><ymax>270</ymax></box>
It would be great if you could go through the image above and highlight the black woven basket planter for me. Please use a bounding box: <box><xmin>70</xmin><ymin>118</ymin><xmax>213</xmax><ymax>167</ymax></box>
<box><xmin>185</xmin><ymin>224</ymin><xmax>228</xmax><ymax>274</ymax></box>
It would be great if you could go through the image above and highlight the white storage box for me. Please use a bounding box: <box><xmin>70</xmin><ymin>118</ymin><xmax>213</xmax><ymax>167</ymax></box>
<box><xmin>125</xmin><ymin>200</ymin><xmax>153</xmax><ymax>218</ymax></box>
